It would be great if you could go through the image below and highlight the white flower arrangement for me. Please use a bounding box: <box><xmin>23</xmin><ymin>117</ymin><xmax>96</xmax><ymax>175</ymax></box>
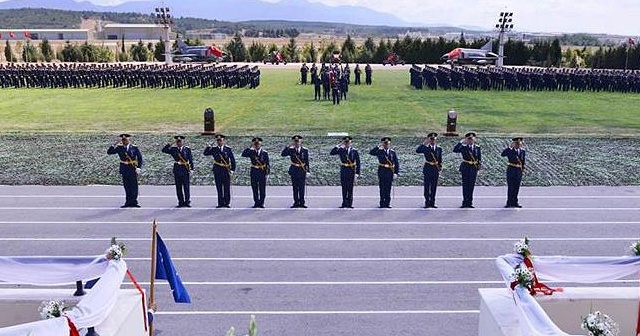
<box><xmin>581</xmin><ymin>311</ymin><xmax>619</xmax><ymax>336</ymax></box>
<box><xmin>38</xmin><ymin>300</ymin><xmax>66</xmax><ymax>319</ymax></box>
<box><xmin>105</xmin><ymin>237</ymin><xmax>127</xmax><ymax>261</ymax></box>
<box><xmin>630</xmin><ymin>240</ymin><xmax>640</xmax><ymax>256</ymax></box>
<box><xmin>513</xmin><ymin>237</ymin><xmax>530</xmax><ymax>257</ymax></box>
<box><xmin>510</xmin><ymin>265</ymin><xmax>534</xmax><ymax>290</ymax></box>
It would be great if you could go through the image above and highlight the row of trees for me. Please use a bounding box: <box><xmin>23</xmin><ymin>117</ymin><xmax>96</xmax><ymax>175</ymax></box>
<box><xmin>2</xmin><ymin>35</ymin><xmax>640</xmax><ymax>70</ymax></box>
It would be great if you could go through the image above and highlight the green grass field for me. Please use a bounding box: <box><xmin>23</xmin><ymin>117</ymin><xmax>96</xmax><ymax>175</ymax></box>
<box><xmin>2</xmin><ymin>67</ymin><xmax>640</xmax><ymax>136</ymax></box>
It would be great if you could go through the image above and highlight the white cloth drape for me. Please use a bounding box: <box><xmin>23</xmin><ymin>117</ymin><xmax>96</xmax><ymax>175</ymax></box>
<box><xmin>0</xmin><ymin>258</ymin><xmax>127</xmax><ymax>336</ymax></box>
<box><xmin>496</xmin><ymin>254</ymin><xmax>640</xmax><ymax>336</ymax></box>
<box><xmin>0</xmin><ymin>256</ymin><xmax>108</xmax><ymax>285</ymax></box>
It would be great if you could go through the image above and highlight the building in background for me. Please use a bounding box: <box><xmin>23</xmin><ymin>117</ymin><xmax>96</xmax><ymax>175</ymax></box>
<box><xmin>100</xmin><ymin>23</ymin><xmax>168</xmax><ymax>40</ymax></box>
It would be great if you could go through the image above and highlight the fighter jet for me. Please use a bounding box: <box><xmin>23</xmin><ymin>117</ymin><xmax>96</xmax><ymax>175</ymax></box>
<box><xmin>172</xmin><ymin>38</ymin><xmax>228</xmax><ymax>63</ymax></box>
<box><xmin>441</xmin><ymin>40</ymin><xmax>499</xmax><ymax>66</ymax></box>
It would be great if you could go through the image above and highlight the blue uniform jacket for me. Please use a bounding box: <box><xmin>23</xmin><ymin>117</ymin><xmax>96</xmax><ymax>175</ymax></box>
<box><xmin>281</xmin><ymin>147</ymin><xmax>310</xmax><ymax>175</ymax></box>
<box><xmin>107</xmin><ymin>143</ymin><xmax>143</xmax><ymax>174</ymax></box>
<box><xmin>501</xmin><ymin>147</ymin><xmax>526</xmax><ymax>169</ymax></box>
<box><xmin>369</xmin><ymin>147</ymin><xmax>399</xmax><ymax>174</ymax></box>
<box><xmin>453</xmin><ymin>143</ymin><xmax>481</xmax><ymax>171</ymax></box>
<box><xmin>162</xmin><ymin>144</ymin><xmax>194</xmax><ymax>174</ymax></box>
<box><xmin>330</xmin><ymin>146</ymin><xmax>361</xmax><ymax>175</ymax></box>
<box><xmin>204</xmin><ymin>145</ymin><xmax>236</xmax><ymax>172</ymax></box>
<box><xmin>241</xmin><ymin>148</ymin><xmax>270</xmax><ymax>175</ymax></box>
<box><xmin>416</xmin><ymin>144</ymin><xmax>443</xmax><ymax>171</ymax></box>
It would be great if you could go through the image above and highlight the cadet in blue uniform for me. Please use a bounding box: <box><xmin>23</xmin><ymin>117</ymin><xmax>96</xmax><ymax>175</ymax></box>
<box><xmin>416</xmin><ymin>132</ymin><xmax>443</xmax><ymax>208</ymax></box>
<box><xmin>369</xmin><ymin>137</ymin><xmax>399</xmax><ymax>208</ymax></box>
<box><xmin>453</xmin><ymin>132</ymin><xmax>481</xmax><ymax>208</ymax></box>
<box><xmin>241</xmin><ymin>137</ymin><xmax>270</xmax><ymax>208</ymax></box>
<box><xmin>501</xmin><ymin>137</ymin><xmax>526</xmax><ymax>208</ymax></box>
<box><xmin>204</xmin><ymin>134</ymin><xmax>236</xmax><ymax>208</ymax></box>
<box><xmin>162</xmin><ymin>135</ymin><xmax>194</xmax><ymax>208</ymax></box>
<box><xmin>330</xmin><ymin>136</ymin><xmax>361</xmax><ymax>208</ymax></box>
<box><xmin>107</xmin><ymin>133</ymin><xmax>143</xmax><ymax>208</ymax></box>
<box><xmin>281</xmin><ymin>135</ymin><xmax>310</xmax><ymax>208</ymax></box>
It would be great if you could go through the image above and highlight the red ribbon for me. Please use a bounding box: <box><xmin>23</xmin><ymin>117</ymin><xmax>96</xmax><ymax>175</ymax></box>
<box><xmin>66</xmin><ymin>317</ymin><xmax>80</xmax><ymax>336</ymax></box>
<box><xmin>126</xmin><ymin>269</ymin><xmax>149</xmax><ymax>332</ymax></box>
<box><xmin>511</xmin><ymin>256</ymin><xmax>563</xmax><ymax>296</ymax></box>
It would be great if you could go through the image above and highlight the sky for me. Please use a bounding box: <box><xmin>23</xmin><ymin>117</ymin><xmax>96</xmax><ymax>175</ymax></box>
<box><xmin>30</xmin><ymin>0</ymin><xmax>640</xmax><ymax>36</ymax></box>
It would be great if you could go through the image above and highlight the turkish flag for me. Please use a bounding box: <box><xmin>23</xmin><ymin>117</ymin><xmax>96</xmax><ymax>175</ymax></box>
<box><xmin>629</xmin><ymin>38</ymin><xmax>635</xmax><ymax>46</ymax></box>
<box><xmin>9</xmin><ymin>32</ymin><xmax>14</xmax><ymax>38</ymax></box>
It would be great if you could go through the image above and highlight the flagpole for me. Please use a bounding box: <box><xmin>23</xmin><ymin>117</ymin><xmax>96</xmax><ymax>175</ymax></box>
<box><xmin>149</xmin><ymin>219</ymin><xmax>158</xmax><ymax>336</ymax></box>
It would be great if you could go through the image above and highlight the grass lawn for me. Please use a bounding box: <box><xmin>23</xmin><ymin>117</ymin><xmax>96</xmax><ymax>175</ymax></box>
<box><xmin>1</xmin><ymin>67</ymin><xmax>640</xmax><ymax>136</ymax></box>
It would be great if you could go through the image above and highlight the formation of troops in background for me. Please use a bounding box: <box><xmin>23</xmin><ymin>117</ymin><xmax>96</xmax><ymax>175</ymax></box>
<box><xmin>0</xmin><ymin>63</ymin><xmax>261</xmax><ymax>89</ymax></box>
<box><xmin>301</xmin><ymin>63</ymin><xmax>373</xmax><ymax>104</ymax></box>
<box><xmin>410</xmin><ymin>65</ymin><xmax>640</xmax><ymax>93</ymax></box>
<box><xmin>107</xmin><ymin>133</ymin><xmax>526</xmax><ymax>210</ymax></box>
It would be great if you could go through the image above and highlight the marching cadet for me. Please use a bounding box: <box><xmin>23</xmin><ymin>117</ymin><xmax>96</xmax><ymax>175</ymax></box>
<box><xmin>162</xmin><ymin>135</ymin><xmax>194</xmax><ymax>208</ymax></box>
<box><xmin>330</xmin><ymin>136</ymin><xmax>361</xmax><ymax>208</ymax></box>
<box><xmin>107</xmin><ymin>133</ymin><xmax>143</xmax><ymax>208</ymax></box>
<box><xmin>204</xmin><ymin>134</ymin><xmax>236</xmax><ymax>208</ymax></box>
<box><xmin>281</xmin><ymin>135</ymin><xmax>310</xmax><ymax>208</ymax></box>
<box><xmin>416</xmin><ymin>132</ymin><xmax>442</xmax><ymax>208</ymax></box>
<box><xmin>369</xmin><ymin>137</ymin><xmax>399</xmax><ymax>208</ymax></box>
<box><xmin>501</xmin><ymin>137</ymin><xmax>526</xmax><ymax>208</ymax></box>
<box><xmin>241</xmin><ymin>137</ymin><xmax>270</xmax><ymax>208</ymax></box>
<box><xmin>453</xmin><ymin>132</ymin><xmax>482</xmax><ymax>208</ymax></box>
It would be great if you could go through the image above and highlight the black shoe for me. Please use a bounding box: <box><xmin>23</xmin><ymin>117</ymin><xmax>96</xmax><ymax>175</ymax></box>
<box><xmin>514</xmin><ymin>204</ymin><xmax>522</xmax><ymax>208</ymax></box>
<box><xmin>430</xmin><ymin>205</ymin><xmax>438</xmax><ymax>208</ymax></box>
<box><xmin>120</xmin><ymin>204</ymin><xmax>129</xmax><ymax>208</ymax></box>
<box><xmin>258</xmin><ymin>205</ymin><xmax>265</xmax><ymax>208</ymax></box>
<box><xmin>290</xmin><ymin>204</ymin><xmax>299</xmax><ymax>208</ymax></box>
<box><xmin>252</xmin><ymin>204</ymin><xmax>259</xmax><ymax>208</ymax></box>
<box><xmin>385</xmin><ymin>205</ymin><xmax>392</xmax><ymax>208</ymax></box>
<box><xmin>176</xmin><ymin>204</ymin><xmax>184</xmax><ymax>208</ymax></box>
<box><xmin>461</xmin><ymin>205</ymin><xmax>474</xmax><ymax>208</ymax></box>
<box><xmin>130</xmin><ymin>204</ymin><xmax>140</xmax><ymax>208</ymax></box>
<box><xmin>223</xmin><ymin>205</ymin><xmax>231</xmax><ymax>208</ymax></box>
<box><xmin>184</xmin><ymin>204</ymin><xmax>191</xmax><ymax>208</ymax></box>
<box><xmin>216</xmin><ymin>205</ymin><xmax>225</xmax><ymax>208</ymax></box>
<box><xmin>340</xmin><ymin>205</ymin><xmax>347</xmax><ymax>208</ymax></box>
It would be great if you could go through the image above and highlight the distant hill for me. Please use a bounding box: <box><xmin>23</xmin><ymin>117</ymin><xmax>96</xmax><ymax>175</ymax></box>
<box><xmin>0</xmin><ymin>0</ymin><xmax>413</xmax><ymax>27</ymax></box>
<box><xmin>0</xmin><ymin>8</ymin><xmax>479</xmax><ymax>38</ymax></box>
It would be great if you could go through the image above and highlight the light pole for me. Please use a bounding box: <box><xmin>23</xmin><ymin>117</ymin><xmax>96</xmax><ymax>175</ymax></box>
<box><xmin>495</xmin><ymin>12</ymin><xmax>514</xmax><ymax>68</ymax></box>
<box><xmin>154</xmin><ymin>7</ymin><xmax>173</xmax><ymax>64</ymax></box>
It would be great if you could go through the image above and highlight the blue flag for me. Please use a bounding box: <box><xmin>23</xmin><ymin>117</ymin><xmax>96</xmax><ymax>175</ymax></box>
<box><xmin>155</xmin><ymin>233</ymin><xmax>191</xmax><ymax>303</ymax></box>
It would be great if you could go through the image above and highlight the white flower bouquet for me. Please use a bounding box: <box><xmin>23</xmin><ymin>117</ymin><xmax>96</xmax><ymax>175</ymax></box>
<box><xmin>513</xmin><ymin>237</ymin><xmax>530</xmax><ymax>257</ymax></box>
<box><xmin>105</xmin><ymin>237</ymin><xmax>127</xmax><ymax>261</ymax></box>
<box><xmin>630</xmin><ymin>240</ymin><xmax>640</xmax><ymax>256</ymax></box>
<box><xmin>581</xmin><ymin>311</ymin><xmax>619</xmax><ymax>336</ymax></box>
<box><xmin>38</xmin><ymin>300</ymin><xmax>66</xmax><ymax>319</ymax></box>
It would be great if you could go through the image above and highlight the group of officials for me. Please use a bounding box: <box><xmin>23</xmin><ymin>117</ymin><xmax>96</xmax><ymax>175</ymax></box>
<box><xmin>108</xmin><ymin>132</ymin><xmax>526</xmax><ymax>209</ymax></box>
<box><xmin>301</xmin><ymin>63</ymin><xmax>374</xmax><ymax>104</ymax></box>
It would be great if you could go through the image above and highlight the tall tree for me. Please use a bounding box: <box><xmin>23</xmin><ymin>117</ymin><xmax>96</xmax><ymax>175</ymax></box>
<box><xmin>4</xmin><ymin>40</ymin><xmax>16</xmax><ymax>62</ymax></box>
<box><xmin>225</xmin><ymin>32</ymin><xmax>247</xmax><ymax>62</ymax></box>
<box><xmin>39</xmin><ymin>39</ymin><xmax>54</xmax><ymax>62</ymax></box>
<box><xmin>284</xmin><ymin>37</ymin><xmax>298</xmax><ymax>62</ymax></box>
<box><xmin>154</xmin><ymin>39</ymin><xmax>165</xmax><ymax>62</ymax></box>
<box><xmin>341</xmin><ymin>35</ymin><xmax>356</xmax><ymax>63</ymax></box>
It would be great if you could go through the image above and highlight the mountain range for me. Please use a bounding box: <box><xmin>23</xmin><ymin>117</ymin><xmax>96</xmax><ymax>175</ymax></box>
<box><xmin>0</xmin><ymin>0</ymin><xmax>415</xmax><ymax>27</ymax></box>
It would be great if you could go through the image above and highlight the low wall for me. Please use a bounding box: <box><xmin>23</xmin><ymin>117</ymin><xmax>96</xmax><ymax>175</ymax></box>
<box><xmin>478</xmin><ymin>287</ymin><xmax>640</xmax><ymax>336</ymax></box>
<box><xmin>0</xmin><ymin>288</ymin><xmax>147</xmax><ymax>336</ymax></box>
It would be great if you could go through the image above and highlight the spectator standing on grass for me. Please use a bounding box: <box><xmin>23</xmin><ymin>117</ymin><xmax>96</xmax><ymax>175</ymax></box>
<box><xmin>300</xmin><ymin>63</ymin><xmax>309</xmax><ymax>85</ymax></box>
<box><xmin>107</xmin><ymin>133</ymin><xmax>143</xmax><ymax>208</ymax></box>
<box><xmin>354</xmin><ymin>64</ymin><xmax>362</xmax><ymax>85</ymax></box>
<box><xmin>162</xmin><ymin>135</ymin><xmax>194</xmax><ymax>208</ymax></box>
<box><xmin>365</xmin><ymin>63</ymin><xmax>373</xmax><ymax>85</ymax></box>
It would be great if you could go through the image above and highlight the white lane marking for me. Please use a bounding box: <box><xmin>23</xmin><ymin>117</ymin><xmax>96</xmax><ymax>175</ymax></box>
<box><xmin>0</xmin><ymin>207</ymin><xmax>636</xmax><ymax>211</ymax></box>
<box><xmin>1</xmin><ymin>280</ymin><xmax>636</xmax><ymax>286</ymax></box>
<box><xmin>154</xmin><ymin>310</ymin><xmax>481</xmax><ymax>315</ymax></box>
<box><xmin>0</xmin><ymin>221</ymin><xmax>636</xmax><ymax>226</ymax></box>
<box><xmin>1</xmin><ymin>195</ymin><xmax>638</xmax><ymax>199</ymax></box>
<box><xmin>126</xmin><ymin>257</ymin><xmax>496</xmax><ymax>261</ymax></box>
<box><xmin>0</xmin><ymin>237</ymin><xmax>637</xmax><ymax>242</ymax></box>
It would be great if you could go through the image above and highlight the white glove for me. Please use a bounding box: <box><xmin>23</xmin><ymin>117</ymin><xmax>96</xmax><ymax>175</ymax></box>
<box><xmin>306</xmin><ymin>172</ymin><xmax>311</xmax><ymax>177</ymax></box>
<box><xmin>135</xmin><ymin>168</ymin><xmax>142</xmax><ymax>175</ymax></box>
<box><xmin>230</xmin><ymin>170</ymin><xmax>235</xmax><ymax>175</ymax></box>
<box><xmin>393</xmin><ymin>173</ymin><xmax>398</xmax><ymax>179</ymax></box>
<box><xmin>355</xmin><ymin>174</ymin><xmax>360</xmax><ymax>179</ymax></box>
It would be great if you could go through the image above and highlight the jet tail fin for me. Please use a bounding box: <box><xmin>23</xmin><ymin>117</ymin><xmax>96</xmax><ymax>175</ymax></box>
<box><xmin>481</xmin><ymin>40</ymin><xmax>493</xmax><ymax>51</ymax></box>
<box><xmin>177</xmin><ymin>38</ymin><xmax>188</xmax><ymax>52</ymax></box>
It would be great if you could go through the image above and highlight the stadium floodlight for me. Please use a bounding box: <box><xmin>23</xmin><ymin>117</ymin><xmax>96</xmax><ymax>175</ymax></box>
<box><xmin>495</xmin><ymin>11</ymin><xmax>514</xmax><ymax>67</ymax></box>
<box><xmin>153</xmin><ymin>6</ymin><xmax>174</xmax><ymax>64</ymax></box>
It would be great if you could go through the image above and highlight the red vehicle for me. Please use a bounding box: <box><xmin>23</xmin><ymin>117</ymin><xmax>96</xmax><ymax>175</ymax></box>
<box><xmin>330</xmin><ymin>51</ymin><xmax>341</xmax><ymax>64</ymax></box>
<box><xmin>382</xmin><ymin>52</ymin><xmax>405</xmax><ymax>66</ymax></box>
<box><xmin>263</xmin><ymin>51</ymin><xmax>287</xmax><ymax>65</ymax></box>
